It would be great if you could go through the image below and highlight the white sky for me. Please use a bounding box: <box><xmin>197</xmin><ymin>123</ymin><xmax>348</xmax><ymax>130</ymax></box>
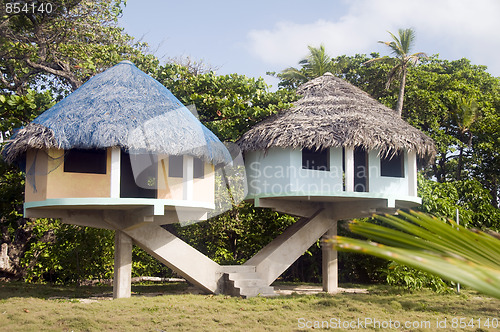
<box><xmin>119</xmin><ymin>0</ymin><xmax>500</xmax><ymax>89</ymax></box>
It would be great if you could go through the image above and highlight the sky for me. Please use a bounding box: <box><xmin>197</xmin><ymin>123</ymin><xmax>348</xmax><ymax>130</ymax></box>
<box><xmin>119</xmin><ymin>0</ymin><xmax>500</xmax><ymax>89</ymax></box>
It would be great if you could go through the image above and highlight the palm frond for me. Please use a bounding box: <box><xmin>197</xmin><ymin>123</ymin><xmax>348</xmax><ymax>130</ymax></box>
<box><xmin>398</xmin><ymin>28</ymin><xmax>416</xmax><ymax>54</ymax></box>
<box><xmin>280</xmin><ymin>67</ymin><xmax>308</xmax><ymax>83</ymax></box>
<box><xmin>385</xmin><ymin>64</ymin><xmax>402</xmax><ymax>89</ymax></box>
<box><xmin>325</xmin><ymin>210</ymin><xmax>500</xmax><ymax>299</ymax></box>
<box><xmin>363</xmin><ymin>55</ymin><xmax>392</xmax><ymax>65</ymax></box>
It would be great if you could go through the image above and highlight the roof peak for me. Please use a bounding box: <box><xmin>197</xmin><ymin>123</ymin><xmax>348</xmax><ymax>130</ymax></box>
<box><xmin>118</xmin><ymin>60</ymin><xmax>135</xmax><ymax>66</ymax></box>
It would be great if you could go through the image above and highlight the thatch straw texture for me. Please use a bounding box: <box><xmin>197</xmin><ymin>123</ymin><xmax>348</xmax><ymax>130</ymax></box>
<box><xmin>3</xmin><ymin>61</ymin><xmax>231</xmax><ymax>165</ymax></box>
<box><xmin>238</xmin><ymin>73</ymin><xmax>435</xmax><ymax>162</ymax></box>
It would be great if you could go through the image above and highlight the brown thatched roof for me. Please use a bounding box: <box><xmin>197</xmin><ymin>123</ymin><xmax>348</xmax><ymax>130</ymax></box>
<box><xmin>237</xmin><ymin>73</ymin><xmax>435</xmax><ymax>162</ymax></box>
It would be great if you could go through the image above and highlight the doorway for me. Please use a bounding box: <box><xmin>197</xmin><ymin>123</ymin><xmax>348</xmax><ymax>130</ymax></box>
<box><xmin>354</xmin><ymin>147</ymin><xmax>368</xmax><ymax>192</ymax></box>
<box><xmin>120</xmin><ymin>150</ymin><xmax>157</xmax><ymax>198</ymax></box>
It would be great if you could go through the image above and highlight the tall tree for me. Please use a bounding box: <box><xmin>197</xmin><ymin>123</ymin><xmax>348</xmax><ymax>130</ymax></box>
<box><xmin>0</xmin><ymin>0</ymin><xmax>157</xmax><ymax>94</ymax></box>
<box><xmin>365</xmin><ymin>28</ymin><xmax>427</xmax><ymax>117</ymax></box>
<box><xmin>452</xmin><ymin>97</ymin><xmax>480</xmax><ymax>181</ymax></box>
<box><xmin>0</xmin><ymin>0</ymin><xmax>159</xmax><ymax>280</ymax></box>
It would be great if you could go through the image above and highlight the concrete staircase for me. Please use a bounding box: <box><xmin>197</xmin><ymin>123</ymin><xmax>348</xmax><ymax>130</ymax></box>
<box><xmin>220</xmin><ymin>265</ymin><xmax>275</xmax><ymax>298</ymax></box>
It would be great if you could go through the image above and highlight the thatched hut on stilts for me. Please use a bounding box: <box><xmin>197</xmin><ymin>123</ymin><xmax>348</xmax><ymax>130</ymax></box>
<box><xmin>237</xmin><ymin>72</ymin><xmax>435</xmax><ymax>292</ymax></box>
<box><xmin>2</xmin><ymin>60</ymin><xmax>240</xmax><ymax>298</ymax></box>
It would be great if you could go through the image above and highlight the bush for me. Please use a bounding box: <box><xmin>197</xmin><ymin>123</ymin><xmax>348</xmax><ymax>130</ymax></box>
<box><xmin>383</xmin><ymin>262</ymin><xmax>452</xmax><ymax>293</ymax></box>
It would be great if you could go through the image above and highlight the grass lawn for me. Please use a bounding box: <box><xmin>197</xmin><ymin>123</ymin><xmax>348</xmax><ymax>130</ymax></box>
<box><xmin>0</xmin><ymin>281</ymin><xmax>499</xmax><ymax>331</ymax></box>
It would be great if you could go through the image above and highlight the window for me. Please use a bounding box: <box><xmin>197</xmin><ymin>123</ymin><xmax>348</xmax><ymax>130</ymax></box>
<box><xmin>381</xmin><ymin>151</ymin><xmax>404</xmax><ymax>178</ymax></box>
<box><xmin>168</xmin><ymin>155</ymin><xmax>183</xmax><ymax>178</ymax></box>
<box><xmin>354</xmin><ymin>147</ymin><xmax>368</xmax><ymax>192</ymax></box>
<box><xmin>193</xmin><ymin>157</ymin><xmax>204</xmax><ymax>179</ymax></box>
<box><xmin>302</xmin><ymin>148</ymin><xmax>329</xmax><ymax>171</ymax></box>
<box><xmin>64</xmin><ymin>149</ymin><xmax>107</xmax><ymax>174</ymax></box>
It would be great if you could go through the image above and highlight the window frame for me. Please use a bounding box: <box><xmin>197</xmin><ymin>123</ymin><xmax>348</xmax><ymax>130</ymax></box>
<box><xmin>302</xmin><ymin>147</ymin><xmax>330</xmax><ymax>171</ymax></box>
<box><xmin>380</xmin><ymin>151</ymin><xmax>405</xmax><ymax>178</ymax></box>
<box><xmin>63</xmin><ymin>148</ymin><xmax>107</xmax><ymax>174</ymax></box>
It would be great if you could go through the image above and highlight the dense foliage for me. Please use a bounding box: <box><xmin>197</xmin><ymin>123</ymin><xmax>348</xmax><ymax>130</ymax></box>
<box><xmin>0</xmin><ymin>2</ymin><xmax>498</xmax><ymax>290</ymax></box>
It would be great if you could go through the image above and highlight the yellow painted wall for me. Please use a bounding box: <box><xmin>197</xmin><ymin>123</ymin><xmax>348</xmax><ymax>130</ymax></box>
<box><xmin>25</xmin><ymin>150</ymin><xmax>215</xmax><ymax>204</ymax></box>
<box><xmin>157</xmin><ymin>156</ymin><xmax>183</xmax><ymax>200</ymax></box>
<box><xmin>25</xmin><ymin>150</ymin><xmax>48</xmax><ymax>202</ymax></box>
<box><xmin>193</xmin><ymin>163</ymin><xmax>214</xmax><ymax>203</ymax></box>
<box><xmin>46</xmin><ymin>148</ymin><xmax>111</xmax><ymax>199</ymax></box>
<box><xmin>157</xmin><ymin>156</ymin><xmax>215</xmax><ymax>203</ymax></box>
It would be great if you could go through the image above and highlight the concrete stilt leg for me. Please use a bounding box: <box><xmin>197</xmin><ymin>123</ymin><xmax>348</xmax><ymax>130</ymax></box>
<box><xmin>322</xmin><ymin>221</ymin><xmax>338</xmax><ymax>293</ymax></box>
<box><xmin>113</xmin><ymin>230</ymin><xmax>132</xmax><ymax>299</ymax></box>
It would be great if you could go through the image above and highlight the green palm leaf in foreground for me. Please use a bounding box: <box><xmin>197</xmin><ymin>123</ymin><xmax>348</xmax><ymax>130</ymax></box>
<box><xmin>325</xmin><ymin>210</ymin><xmax>500</xmax><ymax>299</ymax></box>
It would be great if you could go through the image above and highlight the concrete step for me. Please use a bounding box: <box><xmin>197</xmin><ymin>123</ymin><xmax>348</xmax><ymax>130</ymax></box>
<box><xmin>223</xmin><ymin>271</ymin><xmax>276</xmax><ymax>298</ymax></box>
<box><xmin>219</xmin><ymin>265</ymin><xmax>256</xmax><ymax>274</ymax></box>
<box><xmin>239</xmin><ymin>285</ymin><xmax>276</xmax><ymax>298</ymax></box>
<box><xmin>226</xmin><ymin>272</ymin><xmax>262</xmax><ymax>281</ymax></box>
<box><xmin>233</xmin><ymin>278</ymin><xmax>267</xmax><ymax>289</ymax></box>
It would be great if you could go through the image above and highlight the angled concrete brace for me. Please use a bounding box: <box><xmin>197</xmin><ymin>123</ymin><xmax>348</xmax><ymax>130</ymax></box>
<box><xmin>103</xmin><ymin>211</ymin><xmax>222</xmax><ymax>297</ymax></box>
<box><xmin>244</xmin><ymin>208</ymin><xmax>336</xmax><ymax>285</ymax></box>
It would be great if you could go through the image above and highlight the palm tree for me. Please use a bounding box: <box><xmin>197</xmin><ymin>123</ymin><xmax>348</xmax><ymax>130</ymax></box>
<box><xmin>453</xmin><ymin>97</ymin><xmax>480</xmax><ymax>180</ymax></box>
<box><xmin>325</xmin><ymin>210</ymin><xmax>500</xmax><ymax>299</ymax></box>
<box><xmin>275</xmin><ymin>45</ymin><xmax>343</xmax><ymax>88</ymax></box>
<box><xmin>366</xmin><ymin>28</ymin><xmax>427</xmax><ymax>117</ymax></box>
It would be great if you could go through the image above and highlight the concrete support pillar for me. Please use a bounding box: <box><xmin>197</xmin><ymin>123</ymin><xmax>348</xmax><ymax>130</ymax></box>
<box><xmin>113</xmin><ymin>230</ymin><xmax>132</xmax><ymax>299</ymax></box>
<box><xmin>322</xmin><ymin>221</ymin><xmax>338</xmax><ymax>293</ymax></box>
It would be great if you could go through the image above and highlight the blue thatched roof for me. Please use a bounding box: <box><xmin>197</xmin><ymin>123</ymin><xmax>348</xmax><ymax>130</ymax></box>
<box><xmin>3</xmin><ymin>61</ymin><xmax>231</xmax><ymax>164</ymax></box>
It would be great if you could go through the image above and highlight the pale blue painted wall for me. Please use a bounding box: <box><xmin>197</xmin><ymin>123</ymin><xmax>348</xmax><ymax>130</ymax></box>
<box><xmin>368</xmin><ymin>149</ymin><xmax>409</xmax><ymax>196</ymax></box>
<box><xmin>244</xmin><ymin>147</ymin><xmax>414</xmax><ymax>199</ymax></box>
<box><xmin>245</xmin><ymin>148</ymin><xmax>293</xmax><ymax>197</ymax></box>
<box><xmin>290</xmin><ymin>147</ymin><xmax>343</xmax><ymax>195</ymax></box>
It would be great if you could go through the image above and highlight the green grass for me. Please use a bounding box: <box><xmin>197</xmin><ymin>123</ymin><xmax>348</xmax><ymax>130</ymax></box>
<box><xmin>0</xmin><ymin>282</ymin><xmax>499</xmax><ymax>331</ymax></box>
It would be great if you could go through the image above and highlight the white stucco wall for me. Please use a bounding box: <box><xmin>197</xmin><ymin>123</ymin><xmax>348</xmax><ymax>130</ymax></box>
<box><xmin>245</xmin><ymin>148</ymin><xmax>420</xmax><ymax>207</ymax></box>
<box><xmin>245</xmin><ymin>148</ymin><xmax>293</xmax><ymax>197</ymax></box>
<box><xmin>368</xmin><ymin>149</ymin><xmax>409</xmax><ymax>197</ymax></box>
<box><xmin>245</xmin><ymin>147</ymin><xmax>343</xmax><ymax>198</ymax></box>
<box><xmin>291</xmin><ymin>147</ymin><xmax>343</xmax><ymax>195</ymax></box>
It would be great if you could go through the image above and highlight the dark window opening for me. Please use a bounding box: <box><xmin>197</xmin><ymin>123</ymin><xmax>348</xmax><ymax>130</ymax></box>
<box><xmin>120</xmin><ymin>151</ymin><xmax>157</xmax><ymax>199</ymax></box>
<box><xmin>354</xmin><ymin>147</ymin><xmax>368</xmax><ymax>192</ymax></box>
<box><xmin>193</xmin><ymin>157</ymin><xmax>204</xmax><ymax>179</ymax></box>
<box><xmin>168</xmin><ymin>155</ymin><xmax>183</xmax><ymax>178</ymax></box>
<box><xmin>302</xmin><ymin>148</ymin><xmax>329</xmax><ymax>171</ymax></box>
<box><xmin>381</xmin><ymin>152</ymin><xmax>404</xmax><ymax>178</ymax></box>
<box><xmin>64</xmin><ymin>149</ymin><xmax>107</xmax><ymax>174</ymax></box>
<box><xmin>342</xmin><ymin>147</ymin><xmax>345</xmax><ymax>191</ymax></box>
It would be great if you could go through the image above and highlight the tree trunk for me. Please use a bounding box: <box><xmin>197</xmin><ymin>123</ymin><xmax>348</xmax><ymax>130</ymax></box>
<box><xmin>456</xmin><ymin>145</ymin><xmax>464</xmax><ymax>181</ymax></box>
<box><xmin>395</xmin><ymin>70</ymin><xmax>407</xmax><ymax>117</ymax></box>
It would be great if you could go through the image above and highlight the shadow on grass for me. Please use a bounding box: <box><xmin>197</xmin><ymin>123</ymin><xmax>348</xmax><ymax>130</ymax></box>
<box><xmin>0</xmin><ymin>281</ymin><xmax>189</xmax><ymax>300</ymax></box>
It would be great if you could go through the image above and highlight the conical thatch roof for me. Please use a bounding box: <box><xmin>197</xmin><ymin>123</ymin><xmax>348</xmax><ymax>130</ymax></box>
<box><xmin>3</xmin><ymin>61</ymin><xmax>231</xmax><ymax>165</ymax></box>
<box><xmin>238</xmin><ymin>73</ymin><xmax>435</xmax><ymax>162</ymax></box>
